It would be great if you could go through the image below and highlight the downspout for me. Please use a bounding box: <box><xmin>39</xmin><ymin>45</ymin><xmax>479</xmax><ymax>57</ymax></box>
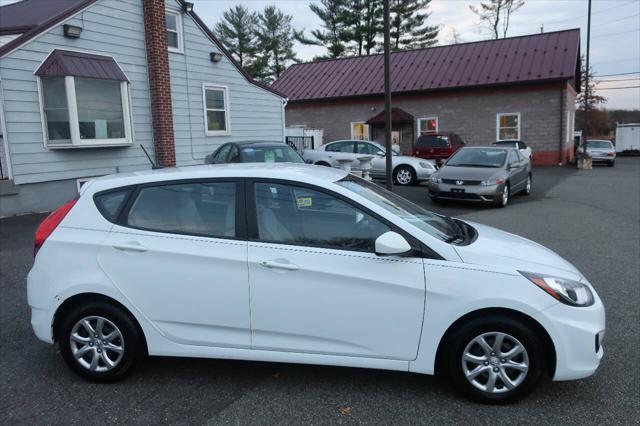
<box><xmin>0</xmin><ymin>81</ymin><xmax>14</xmax><ymax>180</ymax></box>
<box><xmin>558</xmin><ymin>81</ymin><xmax>565</xmax><ymax>165</ymax></box>
<box><xmin>281</xmin><ymin>98</ymin><xmax>288</xmax><ymax>144</ymax></box>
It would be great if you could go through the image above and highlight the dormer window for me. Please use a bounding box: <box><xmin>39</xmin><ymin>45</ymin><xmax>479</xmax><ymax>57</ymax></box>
<box><xmin>166</xmin><ymin>10</ymin><xmax>183</xmax><ymax>53</ymax></box>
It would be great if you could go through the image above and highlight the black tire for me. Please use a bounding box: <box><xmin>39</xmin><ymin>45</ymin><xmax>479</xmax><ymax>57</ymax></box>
<box><xmin>442</xmin><ymin>316</ymin><xmax>547</xmax><ymax>404</ymax></box>
<box><xmin>429</xmin><ymin>196</ymin><xmax>442</xmax><ymax>204</ymax></box>
<box><xmin>495</xmin><ymin>183</ymin><xmax>510</xmax><ymax>208</ymax></box>
<box><xmin>57</xmin><ymin>301</ymin><xmax>144</xmax><ymax>382</ymax></box>
<box><xmin>315</xmin><ymin>161</ymin><xmax>331</xmax><ymax>167</ymax></box>
<box><xmin>393</xmin><ymin>165</ymin><xmax>417</xmax><ymax>186</ymax></box>
<box><xmin>521</xmin><ymin>174</ymin><xmax>532</xmax><ymax>195</ymax></box>
<box><xmin>608</xmin><ymin>161</ymin><xmax>615</xmax><ymax>167</ymax></box>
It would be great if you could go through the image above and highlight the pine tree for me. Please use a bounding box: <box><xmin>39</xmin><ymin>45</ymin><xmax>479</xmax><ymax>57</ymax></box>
<box><xmin>389</xmin><ymin>0</ymin><xmax>439</xmax><ymax>50</ymax></box>
<box><xmin>256</xmin><ymin>6</ymin><xmax>301</xmax><ymax>83</ymax></box>
<box><xmin>345</xmin><ymin>0</ymin><xmax>383</xmax><ymax>55</ymax></box>
<box><xmin>213</xmin><ymin>5</ymin><xmax>259</xmax><ymax>69</ymax></box>
<box><xmin>306</xmin><ymin>0</ymin><xmax>351</xmax><ymax>58</ymax></box>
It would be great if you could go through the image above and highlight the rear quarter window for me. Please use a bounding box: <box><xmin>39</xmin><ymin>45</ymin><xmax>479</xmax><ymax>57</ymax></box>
<box><xmin>94</xmin><ymin>189</ymin><xmax>132</xmax><ymax>222</ymax></box>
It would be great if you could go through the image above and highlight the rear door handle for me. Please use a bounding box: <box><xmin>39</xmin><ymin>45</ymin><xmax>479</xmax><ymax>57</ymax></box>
<box><xmin>113</xmin><ymin>242</ymin><xmax>148</xmax><ymax>252</ymax></box>
<box><xmin>260</xmin><ymin>260</ymin><xmax>299</xmax><ymax>271</ymax></box>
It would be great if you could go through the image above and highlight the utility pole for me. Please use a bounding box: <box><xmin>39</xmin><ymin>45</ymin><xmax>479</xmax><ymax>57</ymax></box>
<box><xmin>584</xmin><ymin>0</ymin><xmax>592</xmax><ymax>141</ymax></box>
<box><xmin>383</xmin><ymin>0</ymin><xmax>393</xmax><ymax>191</ymax></box>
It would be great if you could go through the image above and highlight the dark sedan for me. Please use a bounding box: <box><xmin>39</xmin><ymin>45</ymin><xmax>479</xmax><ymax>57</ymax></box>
<box><xmin>205</xmin><ymin>141</ymin><xmax>305</xmax><ymax>165</ymax></box>
<box><xmin>428</xmin><ymin>147</ymin><xmax>532</xmax><ymax>208</ymax></box>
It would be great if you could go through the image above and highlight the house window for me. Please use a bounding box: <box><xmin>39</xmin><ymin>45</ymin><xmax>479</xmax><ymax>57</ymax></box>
<box><xmin>39</xmin><ymin>76</ymin><xmax>132</xmax><ymax>148</ymax></box>
<box><xmin>166</xmin><ymin>10</ymin><xmax>183</xmax><ymax>53</ymax></box>
<box><xmin>418</xmin><ymin>117</ymin><xmax>438</xmax><ymax>134</ymax></box>
<box><xmin>350</xmin><ymin>122</ymin><xmax>369</xmax><ymax>140</ymax></box>
<box><xmin>203</xmin><ymin>84</ymin><xmax>230</xmax><ymax>136</ymax></box>
<box><xmin>497</xmin><ymin>112</ymin><xmax>520</xmax><ymax>140</ymax></box>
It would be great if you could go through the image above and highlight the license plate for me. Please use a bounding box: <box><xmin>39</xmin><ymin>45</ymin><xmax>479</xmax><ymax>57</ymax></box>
<box><xmin>451</xmin><ymin>188</ymin><xmax>465</xmax><ymax>193</ymax></box>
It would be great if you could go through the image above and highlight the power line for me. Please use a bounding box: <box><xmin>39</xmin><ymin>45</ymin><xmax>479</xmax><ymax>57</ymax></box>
<box><xmin>596</xmin><ymin>72</ymin><xmax>640</xmax><ymax>77</ymax></box>
<box><xmin>593</xmin><ymin>28</ymin><xmax>640</xmax><ymax>37</ymax></box>
<box><xmin>596</xmin><ymin>85</ymin><xmax>640</xmax><ymax>90</ymax></box>
<box><xmin>595</xmin><ymin>77</ymin><xmax>640</xmax><ymax>82</ymax></box>
<box><xmin>592</xmin><ymin>12</ymin><xmax>640</xmax><ymax>28</ymax></box>
<box><xmin>541</xmin><ymin>0</ymin><xmax>637</xmax><ymax>25</ymax></box>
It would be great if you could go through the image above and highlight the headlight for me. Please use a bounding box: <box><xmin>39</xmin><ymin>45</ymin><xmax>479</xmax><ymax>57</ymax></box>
<box><xmin>480</xmin><ymin>177</ymin><xmax>505</xmax><ymax>186</ymax></box>
<box><xmin>519</xmin><ymin>271</ymin><xmax>594</xmax><ymax>307</ymax></box>
<box><xmin>419</xmin><ymin>161</ymin><xmax>433</xmax><ymax>169</ymax></box>
<box><xmin>430</xmin><ymin>175</ymin><xmax>441</xmax><ymax>183</ymax></box>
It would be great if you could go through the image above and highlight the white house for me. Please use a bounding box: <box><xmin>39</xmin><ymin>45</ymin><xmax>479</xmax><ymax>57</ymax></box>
<box><xmin>0</xmin><ymin>0</ymin><xmax>285</xmax><ymax>216</ymax></box>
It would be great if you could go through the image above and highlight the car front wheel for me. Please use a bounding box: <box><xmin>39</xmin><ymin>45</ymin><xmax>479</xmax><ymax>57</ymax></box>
<box><xmin>393</xmin><ymin>165</ymin><xmax>417</xmax><ymax>186</ymax></box>
<box><xmin>443</xmin><ymin>316</ymin><xmax>547</xmax><ymax>404</ymax></box>
<box><xmin>496</xmin><ymin>183</ymin><xmax>509</xmax><ymax>208</ymax></box>
<box><xmin>58</xmin><ymin>302</ymin><xmax>144</xmax><ymax>382</ymax></box>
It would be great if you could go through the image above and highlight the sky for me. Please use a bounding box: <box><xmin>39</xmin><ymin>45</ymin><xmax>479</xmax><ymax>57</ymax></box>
<box><xmin>190</xmin><ymin>0</ymin><xmax>640</xmax><ymax>110</ymax></box>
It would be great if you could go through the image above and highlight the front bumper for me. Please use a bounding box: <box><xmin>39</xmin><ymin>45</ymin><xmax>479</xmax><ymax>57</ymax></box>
<box><xmin>428</xmin><ymin>182</ymin><xmax>502</xmax><ymax>202</ymax></box>
<box><xmin>590</xmin><ymin>156</ymin><xmax>615</xmax><ymax>163</ymax></box>
<box><xmin>415</xmin><ymin>168</ymin><xmax>435</xmax><ymax>182</ymax></box>
<box><xmin>532</xmin><ymin>296</ymin><xmax>605</xmax><ymax>381</ymax></box>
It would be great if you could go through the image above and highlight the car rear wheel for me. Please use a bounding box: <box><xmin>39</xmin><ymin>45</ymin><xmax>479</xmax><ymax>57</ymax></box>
<box><xmin>443</xmin><ymin>316</ymin><xmax>546</xmax><ymax>404</ymax></box>
<box><xmin>394</xmin><ymin>165</ymin><xmax>417</xmax><ymax>186</ymax></box>
<box><xmin>521</xmin><ymin>175</ymin><xmax>532</xmax><ymax>195</ymax></box>
<box><xmin>58</xmin><ymin>302</ymin><xmax>143</xmax><ymax>382</ymax></box>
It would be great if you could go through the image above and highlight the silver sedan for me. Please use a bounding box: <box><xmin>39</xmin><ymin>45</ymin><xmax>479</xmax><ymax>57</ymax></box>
<box><xmin>428</xmin><ymin>147</ymin><xmax>532</xmax><ymax>208</ymax></box>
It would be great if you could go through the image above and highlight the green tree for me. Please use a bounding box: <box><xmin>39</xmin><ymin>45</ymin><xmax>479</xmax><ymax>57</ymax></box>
<box><xmin>469</xmin><ymin>0</ymin><xmax>525</xmax><ymax>39</ymax></box>
<box><xmin>213</xmin><ymin>5</ymin><xmax>259</xmax><ymax>70</ymax></box>
<box><xmin>306</xmin><ymin>0</ymin><xmax>351</xmax><ymax>58</ymax></box>
<box><xmin>345</xmin><ymin>0</ymin><xmax>383</xmax><ymax>55</ymax></box>
<box><xmin>256</xmin><ymin>6</ymin><xmax>302</xmax><ymax>82</ymax></box>
<box><xmin>389</xmin><ymin>0</ymin><xmax>439</xmax><ymax>50</ymax></box>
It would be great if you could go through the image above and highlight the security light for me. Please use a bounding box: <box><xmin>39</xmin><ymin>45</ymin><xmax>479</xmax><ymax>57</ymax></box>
<box><xmin>182</xmin><ymin>2</ymin><xmax>194</xmax><ymax>13</ymax></box>
<box><xmin>63</xmin><ymin>24</ymin><xmax>82</xmax><ymax>38</ymax></box>
<box><xmin>210</xmin><ymin>52</ymin><xmax>223</xmax><ymax>63</ymax></box>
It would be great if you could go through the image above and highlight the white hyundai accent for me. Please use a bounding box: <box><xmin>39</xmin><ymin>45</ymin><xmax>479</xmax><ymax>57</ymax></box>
<box><xmin>27</xmin><ymin>164</ymin><xmax>604</xmax><ymax>403</ymax></box>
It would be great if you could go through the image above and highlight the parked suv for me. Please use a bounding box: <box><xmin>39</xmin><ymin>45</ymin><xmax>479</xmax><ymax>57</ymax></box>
<box><xmin>413</xmin><ymin>132</ymin><xmax>465</xmax><ymax>164</ymax></box>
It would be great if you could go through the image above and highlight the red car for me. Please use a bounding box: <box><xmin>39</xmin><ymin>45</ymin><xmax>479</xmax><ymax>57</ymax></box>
<box><xmin>413</xmin><ymin>132</ymin><xmax>466</xmax><ymax>164</ymax></box>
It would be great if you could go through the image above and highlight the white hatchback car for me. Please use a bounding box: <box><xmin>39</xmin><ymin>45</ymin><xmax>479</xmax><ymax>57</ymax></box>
<box><xmin>28</xmin><ymin>164</ymin><xmax>604</xmax><ymax>403</ymax></box>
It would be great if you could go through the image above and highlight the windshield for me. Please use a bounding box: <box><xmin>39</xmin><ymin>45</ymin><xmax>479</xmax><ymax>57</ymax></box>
<box><xmin>586</xmin><ymin>140</ymin><xmax>612</xmax><ymax>149</ymax></box>
<box><xmin>446</xmin><ymin>148</ymin><xmax>506</xmax><ymax>168</ymax></box>
<box><xmin>493</xmin><ymin>141</ymin><xmax>518</xmax><ymax>148</ymax></box>
<box><xmin>336</xmin><ymin>175</ymin><xmax>461</xmax><ymax>242</ymax></box>
<box><xmin>241</xmin><ymin>145</ymin><xmax>304</xmax><ymax>163</ymax></box>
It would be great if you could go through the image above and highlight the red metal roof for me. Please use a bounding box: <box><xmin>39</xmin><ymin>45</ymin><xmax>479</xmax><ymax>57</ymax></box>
<box><xmin>272</xmin><ymin>29</ymin><xmax>580</xmax><ymax>102</ymax></box>
<box><xmin>35</xmin><ymin>49</ymin><xmax>129</xmax><ymax>81</ymax></box>
<box><xmin>366</xmin><ymin>108</ymin><xmax>414</xmax><ymax>125</ymax></box>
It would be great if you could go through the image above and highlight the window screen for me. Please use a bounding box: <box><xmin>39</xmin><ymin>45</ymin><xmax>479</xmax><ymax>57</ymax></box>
<box><xmin>127</xmin><ymin>182</ymin><xmax>236</xmax><ymax>238</ymax></box>
<box><xmin>254</xmin><ymin>183</ymin><xmax>389</xmax><ymax>252</ymax></box>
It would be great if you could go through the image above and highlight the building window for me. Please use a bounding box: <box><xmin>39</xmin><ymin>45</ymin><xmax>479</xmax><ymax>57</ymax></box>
<box><xmin>350</xmin><ymin>122</ymin><xmax>370</xmax><ymax>140</ymax></box>
<box><xmin>417</xmin><ymin>117</ymin><xmax>438</xmax><ymax>134</ymax></box>
<box><xmin>496</xmin><ymin>112</ymin><xmax>520</xmax><ymax>140</ymax></box>
<box><xmin>166</xmin><ymin>10</ymin><xmax>183</xmax><ymax>53</ymax></box>
<box><xmin>38</xmin><ymin>76</ymin><xmax>132</xmax><ymax>148</ymax></box>
<box><xmin>203</xmin><ymin>84</ymin><xmax>230</xmax><ymax>136</ymax></box>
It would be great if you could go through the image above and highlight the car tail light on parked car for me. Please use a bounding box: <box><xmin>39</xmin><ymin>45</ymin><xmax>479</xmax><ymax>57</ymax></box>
<box><xmin>34</xmin><ymin>197</ymin><xmax>78</xmax><ymax>257</ymax></box>
<box><xmin>607</xmin><ymin>152</ymin><xmax>615</xmax><ymax>157</ymax></box>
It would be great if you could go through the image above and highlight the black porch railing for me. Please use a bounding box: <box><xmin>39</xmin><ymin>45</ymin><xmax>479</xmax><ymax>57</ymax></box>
<box><xmin>286</xmin><ymin>136</ymin><xmax>314</xmax><ymax>153</ymax></box>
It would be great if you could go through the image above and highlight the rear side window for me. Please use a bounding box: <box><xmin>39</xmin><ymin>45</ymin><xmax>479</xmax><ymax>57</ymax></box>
<box><xmin>326</xmin><ymin>142</ymin><xmax>355</xmax><ymax>153</ymax></box>
<box><xmin>95</xmin><ymin>189</ymin><xmax>131</xmax><ymax>222</ymax></box>
<box><xmin>126</xmin><ymin>182</ymin><xmax>236</xmax><ymax>238</ymax></box>
<box><xmin>416</xmin><ymin>135</ymin><xmax>449</xmax><ymax>148</ymax></box>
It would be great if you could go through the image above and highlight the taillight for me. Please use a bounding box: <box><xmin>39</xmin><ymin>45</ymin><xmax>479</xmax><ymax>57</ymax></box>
<box><xmin>607</xmin><ymin>152</ymin><xmax>615</xmax><ymax>157</ymax></box>
<box><xmin>34</xmin><ymin>197</ymin><xmax>78</xmax><ymax>257</ymax></box>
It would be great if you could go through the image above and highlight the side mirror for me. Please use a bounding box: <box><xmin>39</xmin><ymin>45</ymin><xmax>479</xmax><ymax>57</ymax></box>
<box><xmin>376</xmin><ymin>151</ymin><xmax>385</xmax><ymax>156</ymax></box>
<box><xmin>375</xmin><ymin>231</ymin><xmax>411</xmax><ymax>256</ymax></box>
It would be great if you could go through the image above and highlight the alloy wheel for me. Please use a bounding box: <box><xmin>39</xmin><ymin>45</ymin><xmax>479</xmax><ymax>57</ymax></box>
<box><xmin>525</xmin><ymin>176</ymin><xmax>532</xmax><ymax>194</ymax></box>
<box><xmin>70</xmin><ymin>316</ymin><xmax>125</xmax><ymax>372</ymax></box>
<box><xmin>396</xmin><ymin>169</ymin><xmax>413</xmax><ymax>185</ymax></box>
<box><xmin>501</xmin><ymin>185</ymin><xmax>509</xmax><ymax>206</ymax></box>
<box><xmin>461</xmin><ymin>332</ymin><xmax>529</xmax><ymax>394</ymax></box>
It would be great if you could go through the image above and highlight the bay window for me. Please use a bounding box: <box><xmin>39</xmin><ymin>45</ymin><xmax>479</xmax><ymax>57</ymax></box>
<box><xmin>497</xmin><ymin>112</ymin><xmax>520</xmax><ymax>140</ymax></box>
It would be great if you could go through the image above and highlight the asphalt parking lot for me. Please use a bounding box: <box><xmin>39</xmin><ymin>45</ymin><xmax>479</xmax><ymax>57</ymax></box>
<box><xmin>1</xmin><ymin>158</ymin><xmax>639</xmax><ymax>425</ymax></box>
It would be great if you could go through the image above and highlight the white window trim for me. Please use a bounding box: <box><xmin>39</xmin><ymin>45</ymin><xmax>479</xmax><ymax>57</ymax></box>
<box><xmin>166</xmin><ymin>9</ymin><xmax>184</xmax><ymax>54</ymax></box>
<box><xmin>496</xmin><ymin>112</ymin><xmax>521</xmax><ymax>141</ymax></box>
<box><xmin>37</xmin><ymin>76</ymin><xmax>134</xmax><ymax>149</ymax></box>
<box><xmin>350</xmin><ymin>121</ymin><xmax>369</xmax><ymax>140</ymax></box>
<box><xmin>417</xmin><ymin>116</ymin><xmax>438</xmax><ymax>134</ymax></box>
<box><xmin>202</xmin><ymin>83</ymin><xmax>231</xmax><ymax>136</ymax></box>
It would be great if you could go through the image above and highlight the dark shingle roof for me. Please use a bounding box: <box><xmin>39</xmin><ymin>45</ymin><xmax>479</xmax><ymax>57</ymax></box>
<box><xmin>272</xmin><ymin>29</ymin><xmax>581</xmax><ymax>102</ymax></box>
<box><xmin>35</xmin><ymin>49</ymin><xmax>129</xmax><ymax>81</ymax></box>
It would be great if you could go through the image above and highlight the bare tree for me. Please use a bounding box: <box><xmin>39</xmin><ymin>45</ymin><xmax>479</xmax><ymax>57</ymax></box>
<box><xmin>446</xmin><ymin>27</ymin><xmax>463</xmax><ymax>44</ymax></box>
<box><xmin>469</xmin><ymin>0</ymin><xmax>524</xmax><ymax>39</ymax></box>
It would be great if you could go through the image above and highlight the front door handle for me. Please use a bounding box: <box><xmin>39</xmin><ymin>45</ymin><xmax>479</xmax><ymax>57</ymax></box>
<box><xmin>113</xmin><ymin>242</ymin><xmax>148</xmax><ymax>252</ymax></box>
<box><xmin>260</xmin><ymin>260</ymin><xmax>299</xmax><ymax>271</ymax></box>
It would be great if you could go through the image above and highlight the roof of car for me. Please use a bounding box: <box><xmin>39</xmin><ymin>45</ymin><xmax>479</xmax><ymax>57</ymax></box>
<box><xmin>85</xmin><ymin>163</ymin><xmax>348</xmax><ymax>193</ymax></box>
<box><xmin>231</xmin><ymin>140</ymin><xmax>288</xmax><ymax>146</ymax></box>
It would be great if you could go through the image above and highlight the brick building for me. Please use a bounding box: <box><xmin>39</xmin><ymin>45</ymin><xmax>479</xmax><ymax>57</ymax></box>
<box><xmin>272</xmin><ymin>30</ymin><xmax>580</xmax><ymax>166</ymax></box>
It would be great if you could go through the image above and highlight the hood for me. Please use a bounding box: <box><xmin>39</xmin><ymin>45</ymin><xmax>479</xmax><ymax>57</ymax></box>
<box><xmin>454</xmin><ymin>221</ymin><xmax>583</xmax><ymax>281</ymax></box>
<box><xmin>437</xmin><ymin>166</ymin><xmax>504</xmax><ymax>181</ymax></box>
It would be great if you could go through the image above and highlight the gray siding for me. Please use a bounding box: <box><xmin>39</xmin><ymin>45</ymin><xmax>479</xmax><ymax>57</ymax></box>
<box><xmin>166</xmin><ymin>1</ymin><xmax>284</xmax><ymax>165</ymax></box>
<box><xmin>0</xmin><ymin>0</ymin><xmax>155</xmax><ymax>185</ymax></box>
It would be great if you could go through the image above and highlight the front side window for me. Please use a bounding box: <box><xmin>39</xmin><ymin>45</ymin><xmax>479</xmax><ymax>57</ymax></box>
<box><xmin>418</xmin><ymin>117</ymin><xmax>438</xmax><ymax>135</ymax></box>
<box><xmin>166</xmin><ymin>11</ymin><xmax>183</xmax><ymax>52</ymax></box>
<box><xmin>497</xmin><ymin>113</ymin><xmax>520</xmax><ymax>140</ymax></box>
<box><xmin>203</xmin><ymin>85</ymin><xmax>229</xmax><ymax>135</ymax></box>
<box><xmin>357</xmin><ymin>142</ymin><xmax>383</xmax><ymax>155</ymax></box>
<box><xmin>350</xmin><ymin>122</ymin><xmax>369</xmax><ymax>140</ymax></box>
<box><xmin>39</xmin><ymin>76</ymin><xmax>131</xmax><ymax>147</ymax></box>
<box><xmin>254</xmin><ymin>182</ymin><xmax>389</xmax><ymax>252</ymax></box>
<box><xmin>127</xmin><ymin>182</ymin><xmax>236</xmax><ymax>238</ymax></box>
